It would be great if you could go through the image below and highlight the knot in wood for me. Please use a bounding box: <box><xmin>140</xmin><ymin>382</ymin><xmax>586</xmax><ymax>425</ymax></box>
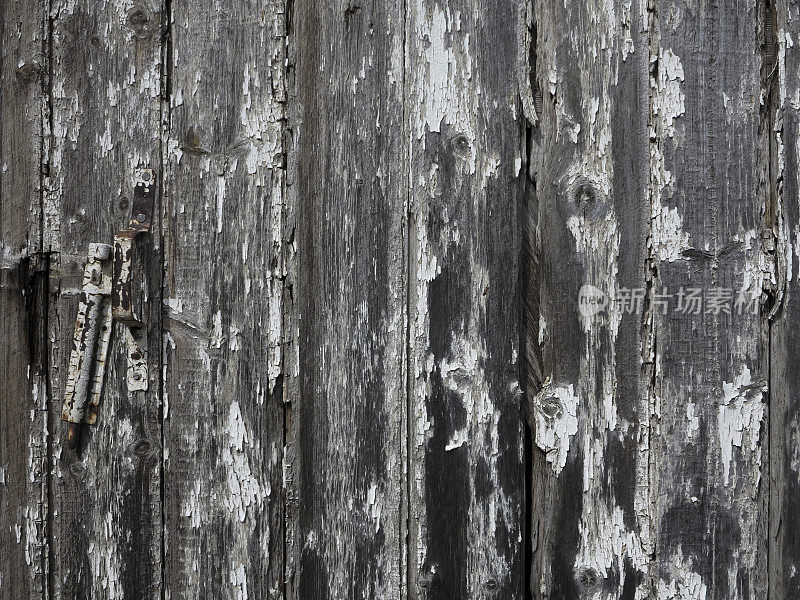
<box><xmin>540</xmin><ymin>395</ymin><xmax>562</xmax><ymax>418</ymax></box>
<box><xmin>578</xmin><ymin>567</ymin><xmax>599</xmax><ymax>590</ymax></box>
<box><xmin>127</xmin><ymin>7</ymin><xmax>156</xmax><ymax>38</ymax></box>
<box><xmin>449</xmin><ymin>132</ymin><xmax>472</xmax><ymax>157</ymax></box>
<box><xmin>16</xmin><ymin>62</ymin><xmax>41</xmax><ymax>83</ymax></box>
<box><xmin>133</xmin><ymin>439</ymin><xmax>152</xmax><ymax>456</ymax></box>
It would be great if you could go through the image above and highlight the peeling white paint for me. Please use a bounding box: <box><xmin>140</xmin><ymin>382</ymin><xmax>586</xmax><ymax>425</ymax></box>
<box><xmin>658</xmin><ymin>547</ymin><xmax>707</xmax><ymax>600</ymax></box>
<box><xmin>718</xmin><ymin>365</ymin><xmax>765</xmax><ymax>487</ymax></box>
<box><xmin>532</xmin><ymin>381</ymin><xmax>579</xmax><ymax>474</ymax></box>
<box><xmin>650</xmin><ymin>47</ymin><xmax>690</xmax><ymax>262</ymax></box>
<box><xmin>651</xmin><ymin>203</ymin><xmax>690</xmax><ymax>262</ymax></box>
<box><xmin>221</xmin><ymin>402</ymin><xmax>269</xmax><ymax>523</ymax></box>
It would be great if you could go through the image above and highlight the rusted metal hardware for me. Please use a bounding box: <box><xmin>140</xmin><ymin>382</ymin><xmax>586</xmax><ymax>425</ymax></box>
<box><xmin>61</xmin><ymin>243</ymin><xmax>114</xmax><ymax>449</ymax></box>
<box><xmin>112</xmin><ymin>169</ymin><xmax>155</xmax><ymax>391</ymax></box>
<box><xmin>61</xmin><ymin>169</ymin><xmax>155</xmax><ymax>449</ymax></box>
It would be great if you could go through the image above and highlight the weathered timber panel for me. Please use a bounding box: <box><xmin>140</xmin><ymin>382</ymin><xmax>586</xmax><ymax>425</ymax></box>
<box><xmin>0</xmin><ymin>0</ymin><xmax>48</xmax><ymax>596</ymax></box>
<box><xmin>526</xmin><ymin>0</ymin><xmax>651</xmax><ymax>597</ymax></box>
<box><xmin>406</xmin><ymin>1</ymin><xmax>525</xmax><ymax>598</ymax></box>
<box><xmin>288</xmin><ymin>0</ymin><xmax>407</xmax><ymax>597</ymax></box>
<box><xmin>771</xmin><ymin>0</ymin><xmax>800</xmax><ymax>596</ymax></box>
<box><xmin>649</xmin><ymin>3</ymin><xmax>769</xmax><ymax>598</ymax></box>
<box><xmin>5</xmin><ymin>1</ymin><xmax>800</xmax><ymax>598</ymax></box>
<box><xmin>161</xmin><ymin>0</ymin><xmax>286</xmax><ymax>597</ymax></box>
<box><xmin>47</xmin><ymin>0</ymin><xmax>164</xmax><ymax>597</ymax></box>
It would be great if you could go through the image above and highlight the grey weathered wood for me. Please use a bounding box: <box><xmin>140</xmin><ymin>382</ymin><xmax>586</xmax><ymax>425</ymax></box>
<box><xmin>0</xmin><ymin>0</ymin><xmax>48</xmax><ymax>597</ymax></box>
<box><xmin>771</xmin><ymin>0</ymin><xmax>800</xmax><ymax>596</ymax></box>
<box><xmin>161</xmin><ymin>1</ymin><xmax>287</xmax><ymax>597</ymax></box>
<box><xmin>4</xmin><ymin>1</ymin><xmax>800</xmax><ymax>598</ymax></box>
<box><xmin>649</xmin><ymin>3</ymin><xmax>769</xmax><ymax>599</ymax></box>
<box><xmin>287</xmin><ymin>1</ymin><xmax>406</xmax><ymax>597</ymax></box>
<box><xmin>526</xmin><ymin>0</ymin><xmax>651</xmax><ymax>596</ymax></box>
<box><xmin>47</xmin><ymin>0</ymin><xmax>164</xmax><ymax>597</ymax></box>
<box><xmin>406</xmin><ymin>1</ymin><xmax>525</xmax><ymax>597</ymax></box>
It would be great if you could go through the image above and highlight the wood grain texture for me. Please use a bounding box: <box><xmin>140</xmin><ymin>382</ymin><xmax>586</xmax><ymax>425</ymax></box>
<box><xmin>47</xmin><ymin>0</ymin><xmax>164</xmax><ymax>597</ymax></box>
<box><xmin>4</xmin><ymin>2</ymin><xmax>797</xmax><ymax>599</ymax></box>
<box><xmin>406</xmin><ymin>1</ymin><xmax>525</xmax><ymax>598</ymax></box>
<box><xmin>649</xmin><ymin>2</ymin><xmax>769</xmax><ymax>599</ymax></box>
<box><xmin>526</xmin><ymin>0</ymin><xmax>651</xmax><ymax>597</ymax></box>
<box><xmin>0</xmin><ymin>0</ymin><xmax>48</xmax><ymax>596</ymax></box>
<box><xmin>161</xmin><ymin>0</ymin><xmax>287</xmax><ymax>598</ymax></box>
<box><xmin>771</xmin><ymin>0</ymin><xmax>800</xmax><ymax>597</ymax></box>
<box><xmin>287</xmin><ymin>0</ymin><xmax>407</xmax><ymax>598</ymax></box>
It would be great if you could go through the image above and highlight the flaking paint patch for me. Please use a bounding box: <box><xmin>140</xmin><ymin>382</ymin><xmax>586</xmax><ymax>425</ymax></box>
<box><xmin>574</xmin><ymin>500</ymin><xmax>647</xmax><ymax>592</ymax></box>
<box><xmin>230</xmin><ymin>563</ymin><xmax>249</xmax><ymax>600</ymax></box>
<box><xmin>653</xmin><ymin>49</ymin><xmax>685</xmax><ymax>138</ymax></box>
<box><xmin>412</xmin><ymin>0</ymin><xmax>476</xmax><ymax>173</ymax></box>
<box><xmin>221</xmin><ymin>401</ymin><xmax>269</xmax><ymax>523</ymax></box>
<box><xmin>88</xmin><ymin>511</ymin><xmax>122</xmax><ymax>599</ymax></box>
<box><xmin>657</xmin><ymin>547</ymin><xmax>708</xmax><ymax>600</ymax></box>
<box><xmin>717</xmin><ymin>365</ymin><xmax>765</xmax><ymax>487</ymax></box>
<box><xmin>239</xmin><ymin>61</ymin><xmax>284</xmax><ymax>181</ymax></box>
<box><xmin>651</xmin><ymin>203</ymin><xmax>690</xmax><ymax>261</ymax></box>
<box><xmin>650</xmin><ymin>47</ymin><xmax>690</xmax><ymax>262</ymax></box>
<box><xmin>532</xmin><ymin>381</ymin><xmax>579</xmax><ymax>474</ymax></box>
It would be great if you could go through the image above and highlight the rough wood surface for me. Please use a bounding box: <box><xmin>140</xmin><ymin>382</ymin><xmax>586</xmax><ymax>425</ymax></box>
<box><xmin>649</xmin><ymin>3</ymin><xmax>769</xmax><ymax>599</ymax></box>
<box><xmin>46</xmin><ymin>0</ymin><xmax>164</xmax><ymax>597</ymax></box>
<box><xmin>526</xmin><ymin>0</ymin><xmax>651</xmax><ymax>596</ymax></box>
<box><xmin>0</xmin><ymin>0</ymin><xmax>48</xmax><ymax>596</ymax></box>
<box><xmin>288</xmin><ymin>1</ymin><xmax>407</xmax><ymax>597</ymax></box>
<box><xmin>406</xmin><ymin>1</ymin><xmax>524</xmax><ymax>598</ymax></box>
<box><xmin>527</xmin><ymin>0</ymin><xmax>775</xmax><ymax>597</ymax></box>
<box><xmin>161</xmin><ymin>0</ymin><xmax>287</xmax><ymax>597</ymax></box>
<box><xmin>3</xmin><ymin>1</ymin><xmax>800</xmax><ymax>598</ymax></box>
<box><xmin>771</xmin><ymin>0</ymin><xmax>800</xmax><ymax>596</ymax></box>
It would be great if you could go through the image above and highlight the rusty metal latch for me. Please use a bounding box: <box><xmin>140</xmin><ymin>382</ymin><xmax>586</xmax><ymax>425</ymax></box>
<box><xmin>61</xmin><ymin>169</ymin><xmax>155</xmax><ymax>449</ymax></box>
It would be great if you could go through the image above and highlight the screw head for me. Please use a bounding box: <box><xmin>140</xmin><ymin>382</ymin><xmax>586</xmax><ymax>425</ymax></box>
<box><xmin>136</xmin><ymin>213</ymin><xmax>147</xmax><ymax>223</ymax></box>
<box><xmin>142</xmin><ymin>171</ymin><xmax>151</xmax><ymax>181</ymax></box>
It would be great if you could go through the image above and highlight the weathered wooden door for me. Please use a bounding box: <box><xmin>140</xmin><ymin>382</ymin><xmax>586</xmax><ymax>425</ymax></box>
<box><xmin>2</xmin><ymin>0</ymin><xmax>800</xmax><ymax>598</ymax></box>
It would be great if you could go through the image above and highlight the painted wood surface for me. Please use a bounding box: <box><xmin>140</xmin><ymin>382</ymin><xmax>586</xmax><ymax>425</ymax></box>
<box><xmin>649</xmin><ymin>3</ymin><xmax>769</xmax><ymax>599</ymax></box>
<box><xmin>526</xmin><ymin>0</ymin><xmax>651</xmax><ymax>597</ymax></box>
<box><xmin>288</xmin><ymin>1</ymin><xmax>406</xmax><ymax>597</ymax></box>
<box><xmin>0</xmin><ymin>0</ymin><xmax>48</xmax><ymax>597</ymax></box>
<box><xmin>406</xmin><ymin>1</ymin><xmax>524</xmax><ymax>598</ymax></box>
<box><xmin>527</xmin><ymin>0</ymin><xmax>776</xmax><ymax>598</ymax></box>
<box><xmin>45</xmin><ymin>0</ymin><xmax>164</xmax><ymax>598</ymax></box>
<box><xmin>161</xmin><ymin>0</ymin><xmax>287</xmax><ymax>597</ymax></box>
<box><xmin>772</xmin><ymin>0</ymin><xmax>800</xmax><ymax>597</ymax></box>
<box><xmin>0</xmin><ymin>0</ymin><xmax>799</xmax><ymax>599</ymax></box>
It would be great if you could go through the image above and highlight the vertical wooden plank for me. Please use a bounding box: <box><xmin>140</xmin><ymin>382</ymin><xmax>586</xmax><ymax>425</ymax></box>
<box><xmin>0</xmin><ymin>0</ymin><xmax>48</xmax><ymax>597</ymax></box>
<box><xmin>288</xmin><ymin>0</ymin><xmax>406</xmax><ymax>597</ymax></box>
<box><xmin>650</xmin><ymin>1</ymin><xmax>768</xmax><ymax>598</ymax></box>
<box><xmin>47</xmin><ymin>0</ymin><xmax>164</xmax><ymax>597</ymax></box>
<box><xmin>771</xmin><ymin>0</ymin><xmax>800</xmax><ymax>596</ymax></box>
<box><xmin>161</xmin><ymin>1</ymin><xmax>286</xmax><ymax>597</ymax></box>
<box><xmin>406</xmin><ymin>1</ymin><xmax>524</xmax><ymax>597</ymax></box>
<box><xmin>527</xmin><ymin>0</ymin><xmax>651</xmax><ymax>596</ymax></box>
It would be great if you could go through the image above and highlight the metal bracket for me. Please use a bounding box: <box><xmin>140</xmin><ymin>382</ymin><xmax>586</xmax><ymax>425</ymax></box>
<box><xmin>61</xmin><ymin>243</ymin><xmax>114</xmax><ymax>448</ymax></box>
<box><xmin>61</xmin><ymin>169</ymin><xmax>155</xmax><ymax>448</ymax></box>
<box><xmin>112</xmin><ymin>169</ymin><xmax>155</xmax><ymax>392</ymax></box>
